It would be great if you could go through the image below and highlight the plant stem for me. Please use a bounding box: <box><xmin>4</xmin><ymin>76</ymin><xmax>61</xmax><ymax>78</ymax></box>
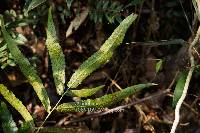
<box><xmin>36</xmin><ymin>89</ymin><xmax>69</xmax><ymax>133</ymax></box>
<box><xmin>170</xmin><ymin>25</ymin><xmax>200</xmax><ymax>133</ymax></box>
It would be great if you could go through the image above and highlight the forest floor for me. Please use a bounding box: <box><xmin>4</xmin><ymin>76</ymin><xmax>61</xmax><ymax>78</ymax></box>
<box><xmin>0</xmin><ymin>0</ymin><xmax>200</xmax><ymax>133</ymax></box>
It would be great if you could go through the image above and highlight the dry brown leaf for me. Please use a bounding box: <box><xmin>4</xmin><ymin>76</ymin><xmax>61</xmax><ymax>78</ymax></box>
<box><xmin>66</xmin><ymin>7</ymin><xmax>89</xmax><ymax>38</ymax></box>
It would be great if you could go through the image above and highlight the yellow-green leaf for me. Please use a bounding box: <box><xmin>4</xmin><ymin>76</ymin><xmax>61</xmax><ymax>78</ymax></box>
<box><xmin>0</xmin><ymin>84</ymin><xmax>34</xmax><ymax>127</ymax></box>
<box><xmin>57</xmin><ymin>83</ymin><xmax>156</xmax><ymax>112</ymax></box>
<box><xmin>67</xmin><ymin>13</ymin><xmax>138</xmax><ymax>88</ymax></box>
<box><xmin>172</xmin><ymin>71</ymin><xmax>188</xmax><ymax>107</ymax></box>
<box><xmin>46</xmin><ymin>7</ymin><xmax>66</xmax><ymax>95</ymax></box>
<box><xmin>0</xmin><ymin>15</ymin><xmax>51</xmax><ymax>112</ymax></box>
<box><xmin>66</xmin><ymin>85</ymin><xmax>105</xmax><ymax>97</ymax></box>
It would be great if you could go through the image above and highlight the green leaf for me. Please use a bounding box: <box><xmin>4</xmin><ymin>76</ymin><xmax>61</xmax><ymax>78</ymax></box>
<box><xmin>0</xmin><ymin>84</ymin><xmax>34</xmax><ymax>128</ymax></box>
<box><xmin>24</xmin><ymin>0</ymin><xmax>46</xmax><ymax>14</ymax></box>
<box><xmin>57</xmin><ymin>83</ymin><xmax>156</xmax><ymax>112</ymax></box>
<box><xmin>66</xmin><ymin>85</ymin><xmax>105</xmax><ymax>97</ymax></box>
<box><xmin>156</xmin><ymin>59</ymin><xmax>163</xmax><ymax>73</ymax></box>
<box><xmin>172</xmin><ymin>71</ymin><xmax>188</xmax><ymax>107</ymax></box>
<box><xmin>67</xmin><ymin>13</ymin><xmax>138</xmax><ymax>88</ymax></box>
<box><xmin>0</xmin><ymin>102</ymin><xmax>18</xmax><ymax>133</ymax></box>
<box><xmin>46</xmin><ymin>7</ymin><xmax>66</xmax><ymax>95</ymax></box>
<box><xmin>0</xmin><ymin>15</ymin><xmax>51</xmax><ymax>112</ymax></box>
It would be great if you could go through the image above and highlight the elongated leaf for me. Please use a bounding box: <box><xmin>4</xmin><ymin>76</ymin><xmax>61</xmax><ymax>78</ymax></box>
<box><xmin>46</xmin><ymin>7</ymin><xmax>66</xmax><ymax>95</ymax></box>
<box><xmin>0</xmin><ymin>102</ymin><xmax>18</xmax><ymax>133</ymax></box>
<box><xmin>172</xmin><ymin>71</ymin><xmax>188</xmax><ymax>107</ymax></box>
<box><xmin>67</xmin><ymin>14</ymin><xmax>138</xmax><ymax>88</ymax></box>
<box><xmin>66</xmin><ymin>85</ymin><xmax>105</xmax><ymax>97</ymax></box>
<box><xmin>57</xmin><ymin>83</ymin><xmax>156</xmax><ymax>112</ymax></box>
<box><xmin>0</xmin><ymin>15</ymin><xmax>51</xmax><ymax>112</ymax></box>
<box><xmin>24</xmin><ymin>0</ymin><xmax>46</xmax><ymax>14</ymax></box>
<box><xmin>0</xmin><ymin>84</ymin><xmax>34</xmax><ymax>127</ymax></box>
<box><xmin>156</xmin><ymin>59</ymin><xmax>163</xmax><ymax>73</ymax></box>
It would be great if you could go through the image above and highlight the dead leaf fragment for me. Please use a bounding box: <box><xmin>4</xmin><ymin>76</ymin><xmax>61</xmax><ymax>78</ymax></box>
<box><xmin>66</xmin><ymin>7</ymin><xmax>89</xmax><ymax>38</ymax></box>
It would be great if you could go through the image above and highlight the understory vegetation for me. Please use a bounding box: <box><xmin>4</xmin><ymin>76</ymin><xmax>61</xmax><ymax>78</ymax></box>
<box><xmin>0</xmin><ymin>0</ymin><xmax>200</xmax><ymax>133</ymax></box>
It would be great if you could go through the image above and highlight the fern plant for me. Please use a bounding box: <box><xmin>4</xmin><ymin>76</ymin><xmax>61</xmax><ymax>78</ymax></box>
<box><xmin>0</xmin><ymin>14</ymin><xmax>51</xmax><ymax>112</ymax></box>
<box><xmin>89</xmin><ymin>0</ymin><xmax>123</xmax><ymax>23</ymax></box>
<box><xmin>0</xmin><ymin>2</ymin><xmax>156</xmax><ymax>132</ymax></box>
<box><xmin>0</xmin><ymin>9</ymin><xmax>35</xmax><ymax>69</ymax></box>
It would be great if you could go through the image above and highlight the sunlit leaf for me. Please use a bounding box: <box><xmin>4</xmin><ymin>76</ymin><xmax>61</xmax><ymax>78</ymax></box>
<box><xmin>0</xmin><ymin>84</ymin><xmax>34</xmax><ymax>127</ymax></box>
<box><xmin>67</xmin><ymin>13</ymin><xmax>137</xmax><ymax>88</ymax></box>
<box><xmin>0</xmin><ymin>15</ymin><xmax>51</xmax><ymax>112</ymax></box>
<box><xmin>66</xmin><ymin>85</ymin><xmax>105</xmax><ymax>97</ymax></box>
<box><xmin>57</xmin><ymin>83</ymin><xmax>156</xmax><ymax>112</ymax></box>
<box><xmin>46</xmin><ymin>7</ymin><xmax>66</xmax><ymax>95</ymax></box>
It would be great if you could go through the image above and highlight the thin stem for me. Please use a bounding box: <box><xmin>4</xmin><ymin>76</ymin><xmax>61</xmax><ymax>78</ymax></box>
<box><xmin>36</xmin><ymin>89</ymin><xmax>69</xmax><ymax>133</ymax></box>
<box><xmin>170</xmin><ymin>25</ymin><xmax>200</xmax><ymax>133</ymax></box>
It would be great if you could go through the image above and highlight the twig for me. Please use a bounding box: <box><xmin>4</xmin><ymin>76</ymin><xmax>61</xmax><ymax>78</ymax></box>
<box><xmin>178</xmin><ymin>0</ymin><xmax>193</xmax><ymax>35</ymax></box>
<box><xmin>125</xmin><ymin>39</ymin><xmax>186</xmax><ymax>46</ymax></box>
<box><xmin>170</xmin><ymin>25</ymin><xmax>200</xmax><ymax>133</ymax></box>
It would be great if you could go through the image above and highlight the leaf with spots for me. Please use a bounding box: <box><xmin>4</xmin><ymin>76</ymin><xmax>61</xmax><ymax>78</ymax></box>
<box><xmin>46</xmin><ymin>7</ymin><xmax>66</xmax><ymax>95</ymax></box>
<box><xmin>0</xmin><ymin>84</ymin><xmax>34</xmax><ymax>128</ymax></box>
<box><xmin>0</xmin><ymin>15</ymin><xmax>51</xmax><ymax>112</ymax></box>
<box><xmin>57</xmin><ymin>83</ymin><xmax>156</xmax><ymax>112</ymax></box>
<box><xmin>66</xmin><ymin>85</ymin><xmax>105</xmax><ymax>97</ymax></box>
<box><xmin>67</xmin><ymin>13</ymin><xmax>137</xmax><ymax>88</ymax></box>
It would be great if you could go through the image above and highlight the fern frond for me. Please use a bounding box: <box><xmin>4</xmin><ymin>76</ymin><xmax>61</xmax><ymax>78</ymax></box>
<box><xmin>0</xmin><ymin>84</ymin><xmax>34</xmax><ymax>127</ymax></box>
<box><xmin>46</xmin><ymin>7</ymin><xmax>66</xmax><ymax>95</ymax></box>
<box><xmin>67</xmin><ymin>13</ymin><xmax>137</xmax><ymax>88</ymax></box>
<box><xmin>0</xmin><ymin>43</ymin><xmax>16</xmax><ymax>69</ymax></box>
<box><xmin>0</xmin><ymin>102</ymin><xmax>18</xmax><ymax>133</ymax></box>
<box><xmin>0</xmin><ymin>15</ymin><xmax>51</xmax><ymax>112</ymax></box>
<box><xmin>66</xmin><ymin>85</ymin><xmax>105</xmax><ymax>97</ymax></box>
<box><xmin>57</xmin><ymin>83</ymin><xmax>156</xmax><ymax>112</ymax></box>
